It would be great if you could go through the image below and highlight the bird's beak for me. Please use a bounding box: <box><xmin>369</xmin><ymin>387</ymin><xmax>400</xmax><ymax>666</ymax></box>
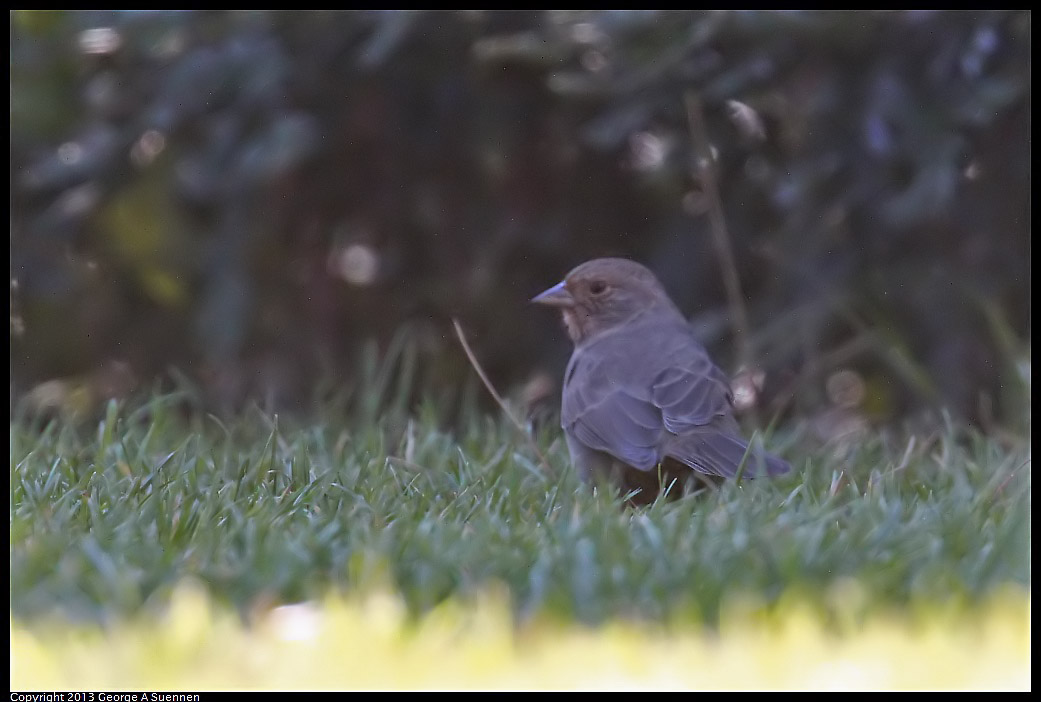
<box><xmin>531</xmin><ymin>280</ymin><xmax>575</xmax><ymax>308</ymax></box>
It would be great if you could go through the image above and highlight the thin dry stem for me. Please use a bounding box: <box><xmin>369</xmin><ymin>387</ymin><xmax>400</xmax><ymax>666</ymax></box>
<box><xmin>452</xmin><ymin>318</ymin><xmax>553</xmax><ymax>473</ymax></box>
<box><xmin>685</xmin><ymin>92</ymin><xmax>754</xmax><ymax>377</ymax></box>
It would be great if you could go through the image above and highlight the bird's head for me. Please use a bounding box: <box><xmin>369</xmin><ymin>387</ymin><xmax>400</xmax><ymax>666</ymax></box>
<box><xmin>531</xmin><ymin>258</ymin><xmax>680</xmax><ymax>345</ymax></box>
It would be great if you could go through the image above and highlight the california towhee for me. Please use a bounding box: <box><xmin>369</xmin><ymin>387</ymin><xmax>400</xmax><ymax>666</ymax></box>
<box><xmin>533</xmin><ymin>257</ymin><xmax>789</xmax><ymax>505</ymax></box>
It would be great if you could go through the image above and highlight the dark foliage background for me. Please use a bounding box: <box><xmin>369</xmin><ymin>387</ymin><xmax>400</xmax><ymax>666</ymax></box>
<box><xmin>10</xmin><ymin>10</ymin><xmax>1030</xmax><ymax>431</ymax></box>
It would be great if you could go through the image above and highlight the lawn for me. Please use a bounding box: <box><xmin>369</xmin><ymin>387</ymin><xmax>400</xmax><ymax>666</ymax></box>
<box><xmin>10</xmin><ymin>385</ymin><xmax>1031</xmax><ymax>689</ymax></box>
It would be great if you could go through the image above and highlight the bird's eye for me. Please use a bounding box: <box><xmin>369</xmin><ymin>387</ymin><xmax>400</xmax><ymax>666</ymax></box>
<box><xmin>589</xmin><ymin>280</ymin><xmax>607</xmax><ymax>295</ymax></box>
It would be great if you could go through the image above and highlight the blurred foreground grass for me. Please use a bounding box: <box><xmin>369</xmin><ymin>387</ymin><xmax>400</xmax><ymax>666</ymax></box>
<box><xmin>12</xmin><ymin>583</ymin><xmax>1029</xmax><ymax>690</ymax></box>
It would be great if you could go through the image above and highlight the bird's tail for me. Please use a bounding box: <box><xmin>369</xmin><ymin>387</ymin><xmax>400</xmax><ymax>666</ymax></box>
<box><xmin>665</xmin><ymin>431</ymin><xmax>790</xmax><ymax>479</ymax></box>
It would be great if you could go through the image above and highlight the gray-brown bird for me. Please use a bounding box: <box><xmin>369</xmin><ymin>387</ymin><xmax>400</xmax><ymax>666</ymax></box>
<box><xmin>532</xmin><ymin>258</ymin><xmax>789</xmax><ymax>505</ymax></box>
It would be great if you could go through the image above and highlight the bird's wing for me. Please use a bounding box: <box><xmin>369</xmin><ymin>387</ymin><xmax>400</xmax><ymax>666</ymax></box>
<box><xmin>649</xmin><ymin>357</ymin><xmax>734</xmax><ymax>433</ymax></box>
<box><xmin>649</xmin><ymin>343</ymin><xmax>790</xmax><ymax>477</ymax></box>
<box><xmin>562</xmin><ymin>349</ymin><xmax>663</xmax><ymax>470</ymax></box>
<box><xmin>562</xmin><ymin>323</ymin><xmax>735</xmax><ymax>473</ymax></box>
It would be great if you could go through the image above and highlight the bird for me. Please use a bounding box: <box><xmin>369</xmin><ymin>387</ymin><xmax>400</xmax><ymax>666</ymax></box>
<box><xmin>532</xmin><ymin>257</ymin><xmax>790</xmax><ymax>505</ymax></box>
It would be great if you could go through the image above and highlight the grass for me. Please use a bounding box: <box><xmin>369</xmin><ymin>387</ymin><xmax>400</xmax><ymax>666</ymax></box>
<box><xmin>9</xmin><ymin>365</ymin><xmax>1031</xmax><ymax>688</ymax></box>
<box><xmin>10</xmin><ymin>393</ymin><xmax>1030</xmax><ymax>625</ymax></box>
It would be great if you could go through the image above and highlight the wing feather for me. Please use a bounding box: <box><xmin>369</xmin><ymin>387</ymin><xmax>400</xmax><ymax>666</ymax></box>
<box><xmin>562</xmin><ymin>319</ymin><xmax>783</xmax><ymax>478</ymax></box>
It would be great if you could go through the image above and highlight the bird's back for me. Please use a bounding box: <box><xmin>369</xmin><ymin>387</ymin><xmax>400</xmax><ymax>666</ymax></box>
<box><xmin>562</xmin><ymin>312</ymin><xmax>789</xmax><ymax>483</ymax></box>
<box><xmin>562</xmin><ymin>313</ymin><xmax>734</xmax><ymax>432</ymax></box>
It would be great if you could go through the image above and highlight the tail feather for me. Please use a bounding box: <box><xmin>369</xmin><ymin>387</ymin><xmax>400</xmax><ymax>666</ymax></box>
<box><xmin>665</xmin><ymin>431</ymin><xmax>790</xmax><ymax>478</ymax></box>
